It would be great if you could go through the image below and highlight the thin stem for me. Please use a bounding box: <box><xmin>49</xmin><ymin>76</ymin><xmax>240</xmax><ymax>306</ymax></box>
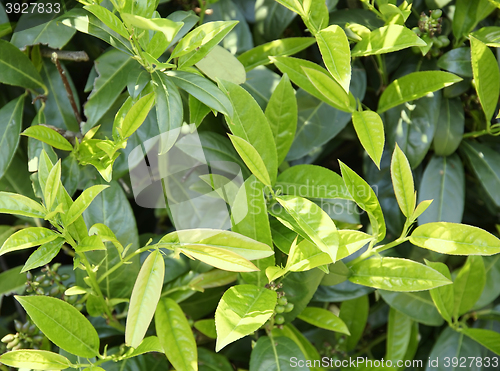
<box><xmin>97</xmin><ymin>245</ymin><xmax>152</xmax><ymax>285</ymax></box>
<box><xmin>41</xmin><ymin>49</ymin><xmax>88</xmax><ymax>62</ymax></box>
<box><xmin>352</xmin><ymin>333</ymin><xmax>387</xmax><ymax>358</ymax></box>
<box><xmin>375</xmin><ymin>54</ymin><xmax>388</xmax><ymax>86</ymax></box>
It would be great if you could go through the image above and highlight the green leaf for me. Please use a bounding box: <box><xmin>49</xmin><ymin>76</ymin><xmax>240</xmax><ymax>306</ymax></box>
<box><xmin>167</xmin><ymin>70</ymin><xmax>233</xmax><ymax>117</ymax></box>
<box><xmin>386</xmin><ymin>308</ymin><xmax>413</xmax><ymax>364</ymax></box>
<box><xmin>219</xmin><ymin>79</ymin><xmax>278</xmax><ymax>184</ymax></box>
<box><xmin>452</xmin><ymin>0</ymin><xmax>495</xmax><ymax>42</ymax></box>
<box><xmin>0</xmin><ymin>95</ymin><xmax>25</xmax><ymax>179</ymax></box>
<box><xmin>378</xmin><ymin>71</ymin><xmax>462</xmax><ymax>113</ymax></box>
<box><xmin>276</xmin><ymin>195</ymin><xmax>339</xmax><ymax>262</ymax></box>
<box><xmin>390</xmin><ymin>144</ymin><xmax>415</xmax><ymax>218</ymax></box>
<box><xmin>155</xmin><ymin>298</ymin><xmax>197</xmax><ymax>371</ymax></box>
<box><xmin>349</xmin><ymin>257</ymin><xmax>452</xmax><ymax>291</ymax></box>
<box><xmin>44</xmin><ymin>160</ymin><xmax>62</xmax><ymax>211</ymax></box>
<box><xmin>0</xmin><ymin>350</ymin><xmax>72</xmax><ymax>371</ymax></box>
<box><xmin>301</xmin><ymin>0</ymin><xmax>328</xmax><ymax>34</ymax></box>
<box><xmin>0</xmin><ymin>227</ymin><xmax>59</xmax><ymax>257</ymax></box>
<box><xmin>121</xmin><ymin>13</ymin><xmax>183</xmax><ymax>44</ymax></box>
<box><xmin>352</xmin><ymin>110</ymin><xmax>385</xmax><ymax>169</ymax></box>
<box><xmin>0</xmin><ymin>264</ymin><xmax>27</xmax><ymax>296</ymax></box>
<box><xmin>195</xmin><ymin>45</ymin><xmax>246</xmax><ymax>85</ymax></box>
<box><xmin>351</xmin><ymin>25</ymin><xmax>426</xmax><ymax>57</ymax></box>
<box><xmin>0</xmin><ymin>192</ymin><xmax>46</xmax><ymax>219</ymax></box>
<box><xmin>338</xmin><ymin>295</ymin><xmax>369</xmax><ymax>351</ymax></box>
<box><xmin>297</xmin><ymin>307</ymin><xmax>350</xmax><ymax>335</ymax></box>
<box><xmin>120</xmin><ymin>92</ymin><xmax>155</xmax><ymax>138</ymax></box>
<box><xmin>453</xmin><ymin>256</ymin><xmax>485</xmax><ymax>318</ymax></box>
<box><xmin>470</xmin><ymin>36</ymin><xmax>500</xmax><ymax>121</ymax></box>
<box><xmin>285</xmin><ymin>239</ymin><xmax>331</xmax><ymax>273</ymax></box>
<box><xmin>125</xmin><ymin>336</ymin><xmax>164</xmax><ymax>358</ymax></box>
<box><xmin>21</xmin><ymin>238</ymin><xmax>65</xmax><ymax>273</ymax></box>
<box><xmin>276</xmin><ymin>164</ymin><xmax>350</xmax><ymax>199</ymax></box>
<box><xmin>471</xmin><ymin>26</ymin><xmax>500</xmax><ymax>47</ymax></box>
<box><xmin>461</xmin><ymin>328</ymin><xmax>500</xmax><ymax>356</ymax></box>
<box><xmin>66</xmin><ymin>185</ymin><xmax>110</xmax><ymax>226</ymax></box>
<box><xmin>75</xmin><ymin>235</ymin><xmax>106</xmax><ymax>253</ymax></box>
<box><xmin>215</xmin><ymin>284</ymin><xmax>277</xmax><ymax>351</ymax></box>
<box><xmin>22</xmin><ymin>125</ymin><xmax>73</xmax><ymax>151</ymax></box>
<box><xmin>126</xmin><ymin>249</ymin><xmax>165</xmax><ymax>349</ymax></box>
<box><xmin>194</xmin><ymin>319</ymin><xmax>217</xmax><ymax>339</ymax></box>
<box><xmin>433</xmin><ymin>97</ymin><xmax>464</xmax><ymax>156</ymax></box>
<box><xmin>88</xmin><ymin>223</ymin><xmax>124</xmax><ymax>255</ymax></box>
<box><xmin>418</xmin><ymin>154</ymin><xmax>465</xmax><ymax>224</ymax></box>
<box><xmin>238</xmin><ymin>38</ymin><xmax>315</xmax><ymax>72</ymax></box>
<box><xmin>339</xmin><ymin>161</ymin><xmax>386</xmax><ymax>242</ymax></box>
<box><xmin>189</xmin><ymin>95</ymin><xmax>211</xmax><ymax>127</ymax></box>
<box><xmin>336</xmin><ymin>230</ymin><xmax>374</xmax><ymax>260</ymax></box>
<box><xmin>0</xmin><ymin>39</ymin><xmax>46</xmax><ymax>93</ymax></box>
<box><xmin>410</xmin><ymin>222</ymin><xmax>500</xmax><ymax>255</ymax></box>
<box><xmin>265</xmin><ymin>74</ymin><xmax>297</xmax><ymax>165</ymax></box>
<box><xmin>15</xmin><ymin>295</ymin><xmax>99</xmax><ymax>358</ymax></box>
<box><xmin>425</xmin><ymin>260</ymin><xmax>454</xmax><ymax>324</ymax></box>
<box><xmin>316</xmin><ymin>25</ymin><xmax>351</xmax><ymax>92</ymax></box>
<box><xmin>249</xmin><ymin>336</ymin><xmax>308</xmax><ymax>371</ymax></box>
<box><xmin>437</xmin><ymin>48</ymin><xmax>473</xmax><ymax>78</ymax></box>
<box><xmin>229</xmin><ymin>135</ymin><xmax>272</xmax><ymax>186</ymax></box>
<box><xmin>84</xmin><ymin>4</ymin><xmax>129</xmax><ymax>38</ymax></box>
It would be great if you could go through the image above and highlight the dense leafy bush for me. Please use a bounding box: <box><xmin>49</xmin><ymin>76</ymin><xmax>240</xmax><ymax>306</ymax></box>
<box><xmin>1</xmin><ymin>0</ymin><xmax>500</xmax><ymax>370</ymax></box>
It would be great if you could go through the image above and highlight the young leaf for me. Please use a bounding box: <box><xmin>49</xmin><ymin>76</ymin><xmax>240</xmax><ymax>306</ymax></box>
<box><xmin>297</xmin><ymin>307</ymin><xmax>350</xmax><ymax>335</ymax></box>
<box><xmin>21</xmin><ymin>238</ymin><xmax>65</xmax><ymax>273</ymax></box>
<box><xmin>126</xmin><ymin>249</ymin><xmax>165</xmax><ymax>349</ymax></box>
<box><xmin>351</xmin><ymin>25</ymin><xmax>426</xmax><ymax>57</ymax></box>
<box><xmin>302</xmin><ymin>67</ymin><xmax>353</xmax><ymax>112</ymax></box>
<box><xmin>316</xmin><ymin>25</ymin><xmax>351</xmax><ymax>93</ymax></box>
<box><xmin>194</xmin><ymin>319</ymin><xmax>217</xmax><ymax>339</ymax></box>
<box><xmin>44</xmin><ymin>160</ymin><xmax>62</xmax><ymax>211</ymax></box>
<box><xmin>352</xmin><ymin>110</ymin><xmax>385</xmax><ymax>169</ymax></box>
<box><xmin>349</xmin><ymin>257</ymin><xmax>452</xmax><ymax>291</ymax></box>
<box><xmin>453</xmin><ymin>256</ymin><xmax>485</xmax><ymax>318</ymax></box>
<box><xmin>229</xmin><ymin>134</ymin><xmax>272</xmax><ymax>187</ymax></box>
<box><xmin>15</xmin><ymin>295</ymin><xmax>100</xmax><ymax>358</ymax></box>
<box><xmin>378</xmin><ymin>71</ymin><xmax>462</xmax><ymax>113</ymax></box>
<box><xmin>121</xmin><ymin>13</ymin><xmax>183</xmax><ymax>44</ymax></box>
<box><xmin>0</xmin><ymin>192</ymin><xmax>46</xmax><ymax>219</ymax></box>
<box><xmin>425</xmin><ymin>260</ymin><xmax>454</xmax><ymax>324</ymax></box>
<box><xmin>155</xmin><ymin>298</ymin><xmax>197</xmax><ymax>371</ymax></box>
<box><xmin>195</xmin><ymin>45</ymin><xmax>246</xmax><ymax>85</ymax></box>
<box><xmin>470</xmin><ymin>36</ymin><xmax>500</xmax><ymax>121</ymax></box>
<box><xmin>65</xmin><ymin>185</ymin><xmax>110</xmax><ymax>226</ymax></box>
<box><xmin>179</xmin><ymin>245</ymin><xmax>259</xmax><ymax>272</ymax></box>
<box><xmin>390</xmin><ymin>144</ymin><xmax>415</xmax><ymax>218</ymax></box>
<box><xmin>22</xmin><ymin>125</ymin><xmax>73</xmax><ymax>151</ymax></box>
<box><xmin>336</xmin><ymin>230</ymin><xmax>374</xmax><ymax>260</ymax></box>
<box><xmin>0</xmin><ymin>227</ymin><xmax>59</xmax><ymax>256</ymax></box>
<box><xmin>215</xmin><ymin>284</ymin><xmax>277</xmax><ymax>351</ymax></box>
<box><xmin>84</xmin><ymin>4</ymin><xmax>129</xmax><ymax>38</ymax></box>
<box><xmin>461</xmin><ymin>328</ymin><xmax>500</xmax><ymax>356</ymax></box>
<box><xmin>410</xmin><ymin>222</ymin><xmax>500</xmax><ymax>255</ymax></box>
<box><xmin>75</xmin><ymin>235</ymin><xmax>106</xmax><ymax>253</ymax></box>
<box><xmin>119</xmin><ymin>92</ymin><xmax>155</xmax><ymax>138</ymax></box>
<box><xmin>125</xmin><ymin>336</ymin><xmax>164</xmax><ymax>358</ymax></box>
<box><xmin>0</xmin><ymin>350</ymin><xmax>72</xmax><ymax>371</ymax></box>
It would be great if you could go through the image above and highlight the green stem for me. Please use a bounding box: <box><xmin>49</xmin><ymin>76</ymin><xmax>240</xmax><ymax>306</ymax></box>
<box><xmin>97</xmin><ymin>245</ymin><xmax>152</xmax><ymax>285</ymax></box>
<box><xmin>352</xmin><ymin>333</ymin><xmax>387</xmax><ymax>358</ymax></box>
<box><xmin>198</xmin><ymin>0</ymin><xmax>207</xmax><ymax>25</ymax></box>
<box><xmin>375</xmin><ymin>54</ymin><xmax>388</xmax><ymax>86</ymax></box>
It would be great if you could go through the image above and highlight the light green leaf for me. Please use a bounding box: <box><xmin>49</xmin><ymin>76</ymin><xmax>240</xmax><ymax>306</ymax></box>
<box><xmin>351</xmin><ymin>24</ymin><xmax>426</xmax><ymax>57</ymax></box>
<box><xmin>65</xmin><ymin>185</ymin><xmax>110</xmax><ymax>226</ymax></box>
<box><xmin>425</xmin><ymin>260</ymin><xmax>454</xmax><ymax>324</ymax></box>
<box><xmin>125</xmin><ymin>336</ymin><xmax>164</xmax><ymax>358</ymax></box>
<box><xmin>461</xmin><ymin>328</ymin><xmax>500</xmax><ymax>356</ymax></box>
<box><xmin>0</xmin><ymin>227</ymin><xmax>59</xmax><ymax>257</ymax></box>
<box><xmin>410</xmin><ymin>222</ymin><xmax>500</xmax><ymax>255</ymax></box>
<box><xmin>21</xmin><ymin>238</ymin><xmax>65</xmax><ymax>273</ymax></box>
<box><xmin>88</xmin><ymin>223</ymin><xmax>124</xmax><ymax>255</ymax></box>
<box><xmin>301</xmin><ymin>0</ymin><xmax>329</xmax><ymax>35</ymax></box>
<box><xmin>126</xmin><ymin>249</ymin><xmax>165</xmax><ymax>349</ymax></box>
<box><xmin>22</xmin><ymin>125</ymin><xmax>73</xmax><ymax>151</ymax></box>
<box><xmin>316</xmin><ymin>25</ymin><xmax>351</xmax><ymax>92</ymax></box>
<box><xmin>0</xmin><ymin>192</ymin><xmax>46</xmax><ymax>219</ymax></box>
<box><xmin>194</xmin><ymin>319</ymin><xmax>217</xmax><ymax>339</ymax></box>
<box><xmin>0</xmin><ymin>350</ymin><xmax>72</xmax><ymax>371</ymax></box>
<box><xmin>390</xmin><ymin>144</ymin><xmax>415</xmax><ymax>218</ymax></box>
<box><xmin>44</xmin><ymin>160</ymin><xmax>62</xmax><ymax>211</ymax></box>
<box><xmin>349</xmin><ymin>257</ymin><xmax>452</xmax><ymax>291</ymax></box>
<box><xmin>121</xmin><ymin>13</ymin><xmax>183</xmax><ymax>44</ymax></box>
<box><xmin>238</xmin><ymin>37</ymin><xmax>315</xmax><ymax>72</ymax></box>
<box><xmin>453</xmin><ymin>256</ymin><xmax>485</xmax><ymax>318</ymax></box>
<box><xmin>470</xmin><ymin>36</ymin><xmax>500</xmax><ymax>121</ymax></box>
<box><xmin>75</xmin><ymin>235</ymin><xmax>106</xmax><ymax>253</ymax></box>
<box><xmin>215</xmin><ymin>284</ymin><xmax>277</xmax><ymax>351</ymax></box>
<box><xmin>339</xmin><ymin>161</ymin><xmax>386</xmax><ymax>242</ymax></box>
<box><xmin>276</xmin><ymin>195</ymin><xmax>339</xmax><ymax>262</ymax></box>
<box><xmin>471</xmin><ymin>26</ymin><xmax>500</xmax><ymax>47</ymax></box>
<box><xmin>15</xmin><ymin>295</ymin><xmax>99</xmax><ymax>358</ymax></box>
<box><xmin>155</xmin><ymin>298</ymin><xmax>197</xmax><ymax>371</ymax></box>
<box><xmin>352</xmin><ymin>110</ymin><xmax>385</xmax><ymax>169</ymax></box>
<box><xmin>229</xmin><ymin>134</ymin><xmax>272</xmax><ymax>186</ymax></box>
<box><xmin>265</xmin><ymin>74</ymin><xmax>297</xmax><ymax>165</ymax></box>
<box><xmin>302</xmin><ymin>67</ymin><xmax>353</xmax><ymax>112</ymax></box>
<box><xmin>0</xmin><ymin>95</ymin><xmax>25</xmax><ymax>179</ymax></box>
<box><xmin>195</xmin><ymin>45</ymin><xmax>246</xmax><ymax>85</ymax></box>
<box><xmin>285</xmin><ymin>239</ymin><xmax>331</xmax><ymax>273</ymax></box>
<box><xmin>386</xmin><ymin>307</ymin><xmax>412</xmax><ymax>364</ymax></box>
<box><xmin>84</xmin><ymin>4</ymin><xmax>129</xmax><ymax>38</ymax></box>
<box><xmin>378</xmin><ymin>71</ymin><xmax>462</xmax><ymax>113</ymax></box>
<box><xmin>180</xmin><ymin>244</ymin><xmax>259</xmax><ymax>272</ymax></box>
<box><xmin>297</xmin><ymin>307</ymin><xmax>350</xmax><ymax>335</ymax></box>
<box><xmin>188</xmin><ymin>95</ymin><xmax>211</xmax><ymax>127</ymax></box>
<box><xmin>120</xmin><ymin>92</ymin><xmax>155</xmax><ymax>138</ymax></box>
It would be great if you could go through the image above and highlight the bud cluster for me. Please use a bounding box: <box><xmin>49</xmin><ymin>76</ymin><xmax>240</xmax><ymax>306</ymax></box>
<box><xmin>1</xmin><ymin>319</ymin><xmax>45</xmax><ymax>351</ymax></box>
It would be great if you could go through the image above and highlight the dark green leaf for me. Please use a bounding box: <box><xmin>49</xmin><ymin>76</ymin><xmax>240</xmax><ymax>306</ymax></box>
<box><xmin>433</xmin><ymin>97</ymin><xmax>464</xmax><ymax>156</ymax></box>
<box><xmin>437</xmin><ymin>48</ymin><xmax>473</xmax><ymax>78</ymax></box>
<box><xmin>249</xmin><ymin>336</ymin><xmax>308</xmax><ymax>371</ymax></box>
<box><xmin>0</xmin><ymin>95</ymin><xmax>25</xmax><ymax>180</ymax></box>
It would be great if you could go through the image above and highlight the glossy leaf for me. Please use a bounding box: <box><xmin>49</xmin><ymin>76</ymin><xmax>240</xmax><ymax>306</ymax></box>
<box><xmin>0</xmin><ymin>95</ymin><xmax>25</xmax><ymax>179</ymax></box>
<box><xmin>351</xmin><ymin>25</ymin><xmax>426</xmax><ymax>57</ymax></box>
<box><xmin>297</xmin><ymin>307</ymin><xmax>350</xmax><ymax>335</ymax></box>
<box><xmin>0</xmin><ymin>227</ymin><xmax>59</xmax><ymax>256</ymax></box>
<box><xmin>121</xmin><ymin>13</ymin><xmax>183</xmax><ymax>43</ymax></box>
<box><xmin>126</xmin><ymin>249</ymin><xmax>165</xmax><ymax>348</ymax></box>
<box><xmin>352</xmin><ymin>110</ymin><xmax>385</xmax><ymax>169</ymax></box>
<box><xmin>452</xmin><ymin>0</ymin><xmax>495</xmax><ymax>42</ymax></box>
<box><xmin>215</xmin><ymin>284</ymin><xmax>277</xmax><ymax>351</ymax></box>
<box><xmin>0</xmin><ymin>192</ymin><xmax>46</xmax><ymax>219</ymax></box>
<box><xmin>43</xmin><ymin>160</ymin><xmax>62</xmax><ymax>211</ymax></box>
<box><xmin>0</xmin><ymin>265</ymin><xmax>27</xmax><ymax>296</ymax></box>
<box><xmin>425</xmin><ymin>260</ymin><xmax>454</xmax><ymax>324</ymax></box>
<box><xmin>461</xmin><ymin>328</ymin><xmax>500</xmax><ymax>356</ymax></box>
<box><xmin>386</xmin><ymin>308</ymin><xmax>413</xmax><ymax>364</ymax></box>
<box><xmin>15</xmin><ymin>295</ymin><xmax>99</xmax><ymax>357</ymax></box>
<box><xmin>21</xmin><ymin>238</ymin><xmax>65</xmax><ymax>273</ymax></box>
<box><xmin>66</xmin><ymin>185</ymin><xmax>110</xmax><ymax>226</ymax></box>
<box><xmin>433</xmin><ymin>97</ymin><xmax>464</xmax><ymax>156</ymax></box>
<box><xmin>339</xmin><ymin>295</ymin><xmax>369</xmax><ymax>351</ymax></box>
<box><xmin>437</xmin><ymin>48</ymin><xmax>473</xmax><ymax>78</ymax></box>
<box><xmin>316</xmin><ymin>25</ymin><xmax>350</xmax><ymax>92</ymax></box>
<box><xmin>120</xmin><ymin>92</ymin><xmax>155</xmax><ymax>139</ymax></box>
<box><xmin>265</xmin><ymin>74</ymin><xmax>297</xmax><ymax>165</ymax></box>
<box><xmin>229</xmin><ymin>135</ymin><xmax>272</xmax><ymax>186</ymax></box>
<box><xmin>453</xmin><ymin>256</ymin><xmax>485</xmax><ymax>318</ymax></box>
<box><xmin>196</xmin><ymin>45</ymin><xmax>246</xmax><ymax>85</ymax></box>
<box><xmin>410</xmin><ymin>222</ymin><xmax>500</xmax><ymax>255</ymax></box>
<box><xmin>84</xmin><ymin>4</ymin><xmax>129</xmax><ymax>38</ymax></box>
<box><xmin>155</xmin><ymin>298</ymin><xmax>197</xmax><ymax>371</ymax></box>
<box><xmin>471</xmin><ymin>26</ymin><xmax>500</xmax><ymax>47</ymax></box>
<box><xmin>22</xmin><ymin>125</ymin><xmax>73</xmax><ymax>151</ymax></box>
<box><xmin>0</xmin><ymin>350</ymin><xmax>72</xmax><ymax>371</ymax></box>
<box><xmin>378</xmin><ymin>71</ymin><xmax>462</xmax><ymax>113</ymax></box>
<box><xmin>390</xmin><ymin>144</ymin><xmax>415</xmax><ymax>218</ymax></box>
<box><xmin>349</xmin><ymin>257</ymin><xmax>451</xmax><ymax>291</ymax></box>
<box><xmin>249</xmin><ymin>336</ymin><xmax>308</xmax><ymax>371</ymax></box>
<box><xmin>470</xmin><ymin>36</ymin><xmax>500</xmax><ymax>121</ymax></box>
